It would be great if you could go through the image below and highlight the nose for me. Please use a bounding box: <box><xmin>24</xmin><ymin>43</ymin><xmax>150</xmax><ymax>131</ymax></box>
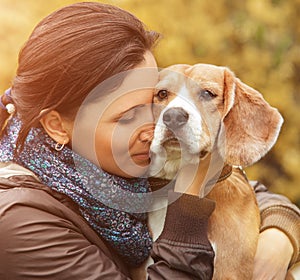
<box><xmin>163</xmin><ymin>107</ymin><xmax>189</xmax><ymax>130</ymax></box>
<box><xmin>139</xmin><ymin>125</ymin><xmax>154</xmax><ymax>142</ymax></box>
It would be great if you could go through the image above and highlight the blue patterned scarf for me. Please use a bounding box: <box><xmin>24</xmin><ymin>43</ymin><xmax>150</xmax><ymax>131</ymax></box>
<box><xmin>0</xmin><ymin>117</ymin><xmax>152</xmax><ymax>266</ymax></box>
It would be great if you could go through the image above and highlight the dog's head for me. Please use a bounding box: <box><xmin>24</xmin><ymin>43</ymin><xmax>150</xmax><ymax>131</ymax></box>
<box><xmin>149</xmin><ymin>63</ymin><xmax>283</xmax><ymax>179</ymax></box>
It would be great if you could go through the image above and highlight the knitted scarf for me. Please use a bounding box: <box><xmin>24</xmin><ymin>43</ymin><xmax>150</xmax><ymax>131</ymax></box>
<box><xmin>0</xmin><ymin>117</ymin><xmax>153</xmax><ymax>266</ymax></box>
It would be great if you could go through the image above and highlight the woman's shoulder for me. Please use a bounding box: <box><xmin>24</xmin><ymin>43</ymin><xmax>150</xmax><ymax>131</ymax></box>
<box><xmin>0</xmin><ymin>163</ymin><xmax>75</xmax><ymax>213</ymax></box>
<box><xmin>0</xmin><ymin>162</ymin><xmax>91</xmax><ymax>240</ymax></box>
<box><xmin>0</xmin><ymin>173</ymin><xmax>80</xmax><ymax>236</ymax></box>
<box><xmin>0</xmin><ymin>161</ymin><xmax>81</xmax><ymax>210</ymax></box>
<box><xmin>0</xmin><ymin>163</ymin><xmax>126</xmax><ymax>279</ymax></box>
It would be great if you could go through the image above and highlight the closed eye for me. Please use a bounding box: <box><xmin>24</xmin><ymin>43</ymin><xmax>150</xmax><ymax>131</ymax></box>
<box><xmin>198</xmin><ymin>89</ymin><xmax>217</xmax><ymax>101</ymax></box>
<box><xmin>118</xmin><ymin>109</ymin><xmax>136</xmax><ymax>124</ymax></box>
<box><xmin>117</xmin><ymin>105</ymin><xmax>144</xmax><ymax>124</ymax></box>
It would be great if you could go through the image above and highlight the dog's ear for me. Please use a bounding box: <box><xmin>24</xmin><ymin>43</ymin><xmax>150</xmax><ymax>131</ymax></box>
<box><xmin>218</xmin><ymin>67</ymin><xmax>284</xmax><ymax>166</ymax></box>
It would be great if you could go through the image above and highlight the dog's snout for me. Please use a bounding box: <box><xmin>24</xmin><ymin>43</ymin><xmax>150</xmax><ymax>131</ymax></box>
<box><xmin>163</xmin><ymin>107</ymin><xmax>189</xmax><ymax>130</ymax></box>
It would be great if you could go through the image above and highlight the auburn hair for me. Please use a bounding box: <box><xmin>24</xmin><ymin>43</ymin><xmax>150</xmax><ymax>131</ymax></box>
<box><xmin>0</xmin><ymin>2</ymin><xmax>160</xmax><ymax>148</ymax></box>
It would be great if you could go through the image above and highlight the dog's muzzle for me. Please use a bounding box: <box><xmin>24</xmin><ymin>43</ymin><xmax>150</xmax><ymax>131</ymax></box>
<box><xmin>162</xmin><ymin>107</ymin><xmax>189</xmax><ymax>130</ymax></box>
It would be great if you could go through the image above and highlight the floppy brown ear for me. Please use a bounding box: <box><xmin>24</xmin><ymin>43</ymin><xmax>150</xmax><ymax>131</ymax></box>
<box><xmin>218</xmin><ymin>68</ymin><xmax>284</xmax><ymax>167</ymax></box>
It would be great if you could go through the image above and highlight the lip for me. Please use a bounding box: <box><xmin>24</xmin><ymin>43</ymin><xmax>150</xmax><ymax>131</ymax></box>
<box><xmin>131</xmin><ymin>151</ymin><xmax>151</xmax><ymax>161</ymax></box>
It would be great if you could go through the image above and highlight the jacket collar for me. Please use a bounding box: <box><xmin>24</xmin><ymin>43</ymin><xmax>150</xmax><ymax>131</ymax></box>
<box><xmin>0</xmin><ymin>162</ymin><xmax>38</xmax><ymax>179</ymax></box>
<box><xmin>0</xmin><ymin>162</ymin><xmax>81</xmax><ymax>214</ymax></box>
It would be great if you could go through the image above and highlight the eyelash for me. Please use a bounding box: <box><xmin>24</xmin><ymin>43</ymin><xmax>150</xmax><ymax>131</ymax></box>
<box><xmin>118</xmin><ymin>111</ymin><xmax>136</xmax><ymax>124</ymax></box>
<box><xmin>198</xmin><ymin>89</ymin><xmax>217</xmax><ymax>100</ymax></box>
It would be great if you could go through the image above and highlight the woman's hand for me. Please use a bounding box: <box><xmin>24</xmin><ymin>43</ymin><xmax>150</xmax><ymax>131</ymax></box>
<box><xmin>252</xmin><ymin>228</ymin><xmax>294</xmax><ymax>280</ymax></box>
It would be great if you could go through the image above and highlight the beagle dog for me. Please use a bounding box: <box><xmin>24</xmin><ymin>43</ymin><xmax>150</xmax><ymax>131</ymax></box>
<box><xmin>148</xmin><ymin>64</ymin><xmax>284</xmax><ymax>279</ymax></box>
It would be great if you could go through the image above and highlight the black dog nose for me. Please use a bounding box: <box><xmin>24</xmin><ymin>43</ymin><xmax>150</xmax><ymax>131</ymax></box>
<box><xmin>163</xmin><ymin>107</ymin><xmax>189</xmax><ymax>130</ymax></box>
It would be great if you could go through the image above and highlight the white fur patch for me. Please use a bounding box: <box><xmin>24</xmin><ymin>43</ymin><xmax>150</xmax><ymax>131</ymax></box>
<box><xmin>149</xmin><ymin>85</ymin><xmax>203</xmax><ymax>178</ymax></box>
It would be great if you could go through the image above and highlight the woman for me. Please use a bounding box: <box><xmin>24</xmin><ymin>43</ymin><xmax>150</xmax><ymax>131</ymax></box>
<box><xmin>0</xmin><ymin>2</ymin><xmax>298</xmax><ymax>279</ymax></box>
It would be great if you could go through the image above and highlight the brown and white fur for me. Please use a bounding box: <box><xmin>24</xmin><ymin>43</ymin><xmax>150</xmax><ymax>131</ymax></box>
<box><xmin>147</xmin><ymin>64</ymin><xmax>284</xmax><ymax>280</ymax></box>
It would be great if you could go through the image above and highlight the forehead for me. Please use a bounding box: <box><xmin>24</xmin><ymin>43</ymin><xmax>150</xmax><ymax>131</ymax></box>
<box><xmin>156</xmin><ymin>65</ymin><xmax>188</xmax><ymax>92</ymax></box>
<box><xmin>104</xmin><ymin>89</ymin><xmax>153</xmax><ymax>115</ymax></box>
<box><xmin>80</xmin><ymin>66</ymin><xmax>158</xmax><ymax>120</ymax></box>
<box><xmin>156</xmin><ymin>64</ymin><xmax>226</xmax><ymax>99</ymax></box>
<box><xmin>187</xmin><ymin>64</ymin><xmax>225</xmax><ymax>87</ymax></box>
<box><xmin>104</xmin><ymin>67</ymin><xmax>157</xmax><ymax>113</ymax></box>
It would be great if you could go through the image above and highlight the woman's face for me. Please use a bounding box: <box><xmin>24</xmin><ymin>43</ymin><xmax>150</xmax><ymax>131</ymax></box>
<box><xmin>72</xmin><ymin>51</ymin><xmax>158</xmax><ymax>178</ymax></box>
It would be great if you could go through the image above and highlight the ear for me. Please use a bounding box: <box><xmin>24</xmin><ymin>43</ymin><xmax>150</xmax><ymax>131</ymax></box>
<box><xmin>218</xmin><ymin>68</ymin><xmax>284</xmax><ymax>166</ymax></box>
<box><xmin>39</xmin><ymin>110</ymin><xmax>72</xmax><ymax>145</ymax></box>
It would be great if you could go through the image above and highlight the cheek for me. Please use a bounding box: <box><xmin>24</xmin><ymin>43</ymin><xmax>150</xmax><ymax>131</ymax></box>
<box><xmin>111</xmin><ymin>123</ymin><xmax>135</xmax><ymax>147</ymax></box>
<box><xmin>94</xmin><ymin>126</ymin><xmax>113</xmax><ymax>161</ymax></box>
<box><xmin>95</xmin><ymin>123</ymin><xmax>132</xmax><ymax>163</ymax></box>
<box><xmin>94</xmin><ymin>125</ymin><xmax>117</xmax><ymax>163</ymax></box>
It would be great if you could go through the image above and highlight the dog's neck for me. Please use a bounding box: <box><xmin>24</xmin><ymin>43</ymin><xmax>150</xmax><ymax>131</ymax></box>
<box><xmin>205</xmin><ymin>164</ymin><xmax>233</xmax><ymax>187</ymax></box>
<box><xmin>149</xmin><ymin>162</ymin><xmax>233</xmax><ymax>192</ymax></box>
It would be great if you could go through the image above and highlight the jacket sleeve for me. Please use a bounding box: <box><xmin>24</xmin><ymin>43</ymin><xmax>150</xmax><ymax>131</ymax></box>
<box><xmin>0</xmin><ymin>187</ymin><xmax>131</xmax><ymax>280</ymax></box>
<box><xmin>252</xmin><ymin>181</ymin><xmax>300</xmax><ymax>265</ymax></box>
<box><xmin>147</xmin><ymin>191</ymin><xmax>216</xmax><ymax>280</ymax></box>
<box><xmin>0</xmin><ymin>185</ymin><xmax>215</xmax><ymax>280</ymax></box>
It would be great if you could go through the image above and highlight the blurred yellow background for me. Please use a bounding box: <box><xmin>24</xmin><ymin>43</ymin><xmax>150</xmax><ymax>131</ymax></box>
<box><xmin>0</xmin><ymin>0</ymin><xmax>299</xmax><ymax>206</ymax></box>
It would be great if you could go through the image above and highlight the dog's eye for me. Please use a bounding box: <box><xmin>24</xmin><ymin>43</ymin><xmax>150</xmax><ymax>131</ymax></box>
<box><xmin>156</xmin><ymin>89</ymin><xmax>168</xmax><ymax>101</ymax></box>
<box><xmin>199</xmin><ymin>89</ymin><xmax>217</xmax><ymax>100</ymax></box>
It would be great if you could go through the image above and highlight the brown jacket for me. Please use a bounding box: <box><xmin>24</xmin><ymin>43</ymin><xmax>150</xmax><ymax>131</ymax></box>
<box><xmin>0</xmin><ymin>162</ymin><xmax>299</xmax><ymax>279</ymax></box>
<box><xmin>0</xmin><ymin>163</ymin><xmax>216</xmax><ymax>279</ymax></box>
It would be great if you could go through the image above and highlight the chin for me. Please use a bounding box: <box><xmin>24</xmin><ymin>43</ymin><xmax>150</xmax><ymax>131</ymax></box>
<box><xmin>117</xmin><ymin>165</ymin><xmax>150</xmax><ymax>178</ymax></box>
